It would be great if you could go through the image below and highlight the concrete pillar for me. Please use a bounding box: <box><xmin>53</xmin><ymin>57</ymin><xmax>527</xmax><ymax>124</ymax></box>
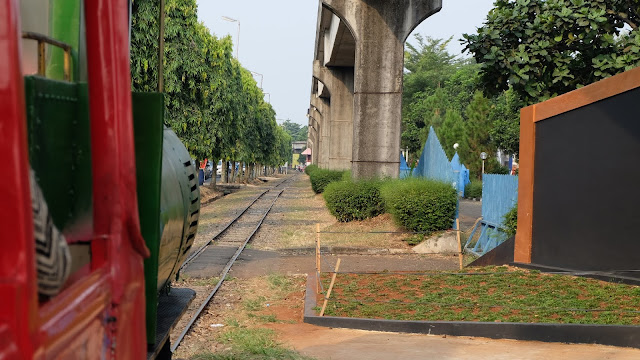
<box><xmin>313</xmin><ymin>60</ymin><xmax>354</xmax><ymax>171</ymax></box>
<box><xmin>322</xmin><ymin>0</ymin><xmax>442</xmax><ymax>178</ymax></box>
<box><xmin>311</xmin><ymin>95</ymin><xmax>330</xmax><ymax>169</ymax></box>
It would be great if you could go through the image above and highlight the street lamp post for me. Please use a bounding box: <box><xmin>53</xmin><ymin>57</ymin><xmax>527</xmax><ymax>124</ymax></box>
<box><xmin>480</xmin><ymin>152</ymin><xmax>488</xmax><ymax>179</ymax></box>
<box><xmin>221</xmin><ymin>16</ymin><xmax>240</xmax><ymax>60</ymax></box>
<box><xmin>250</xmin><ymin>71</ymin><xmax>263</xmax><ymax>89</ymax></box>
<box><xmin>264</xmin><ymin>92</ymin><xmax>271</xmax><ymax>103</ymax></box>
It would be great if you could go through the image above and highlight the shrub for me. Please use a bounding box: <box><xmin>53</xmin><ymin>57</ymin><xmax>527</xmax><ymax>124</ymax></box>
<box><xmin>503</xmin><ymin>203</ymin><xmax>518</xmax><ymax>237</ymax></box>
<box><xmin>380</xmin><ymin>178</ymin><xmax>457</xmax><ymax>234</ymax></box>
<box><xmin>323</xmin><ymin>179</ymin><xmax>385</xmax><ymax>222</ymax></box>
<box><xmin>304</xmin><ymin>164</ymin><xmax>318</xmax><ymax>176</ymax></box>
<box><xmin>465</xmin><ymin>180</ymin><xmax>483</xmax><ymax>199</ymax></box>
<box><xmin>309</xmin><ymin>168</ymin><xmax>344</xmax><ymax>194</ymax></box>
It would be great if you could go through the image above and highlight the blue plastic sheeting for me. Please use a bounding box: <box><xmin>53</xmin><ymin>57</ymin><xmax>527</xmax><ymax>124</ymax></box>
<box><xmin>400</xmin><ymin>154</ymin><xmax>411</xmax><ymax>179</ymax></box>
<box><xmin>413</xmin><ymin>127</ymin><xmax>454</xmax><ymax>185</ymax></box>
<box><xmin>482</xmin><ymin>174</ymin><xmax>519</xmax><ymax>225</ymax></box>
<box><xmin>451</xmin><ymin>153</ymin><xmax>470</xmax><ymax>197</ymax></box>
<box><xmin>464</xmin><ymin>174</ymin><xmax>519</xmax><ymax>256</ymax></box>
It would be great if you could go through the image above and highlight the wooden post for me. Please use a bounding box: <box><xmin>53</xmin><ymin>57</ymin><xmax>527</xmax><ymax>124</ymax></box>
<box><xmin>316</xmin><ymin>223</ymin><xmax>321</xmax><ymax>293</ymax></box>
<box><xmin>456</xmin><ymin>218</ymin><xmax>463</xmax><ymax>270</ymax></box>
<box><xmin>320</xmin><ymin>258</ymin><xmax>341</xmax><ymax>317</ymax></box>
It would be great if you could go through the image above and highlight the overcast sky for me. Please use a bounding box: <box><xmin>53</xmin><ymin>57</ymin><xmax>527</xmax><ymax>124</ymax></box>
<box><xmin>196</xmin><ymin>1</ymin><xmax>497</xmax><ymax>125</ymax></box>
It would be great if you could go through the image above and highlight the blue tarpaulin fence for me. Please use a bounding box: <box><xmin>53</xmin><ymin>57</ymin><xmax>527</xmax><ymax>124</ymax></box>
<box><xmin>465</xmin><ymin>174</ymin><xmax>519</xmax><ymax>256</ymax></box>
<box><xmin>451</xmin><ymin>153</ymin><xmax>470</xmax><ymax>197</ymax></box>
<box><xmin>400</xmin><ymin>153</ymin><xmax>411</xmax><ymax>179</ymax></box>
<box><xmin>413</xmin><ymin>127</ymin><xmax>454</xmax><ymax>185</ymax></box>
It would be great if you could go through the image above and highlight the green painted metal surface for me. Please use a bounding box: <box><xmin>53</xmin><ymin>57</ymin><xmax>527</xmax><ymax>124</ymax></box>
<box><xmin>24</xmin><ymin>76</ymin><xmax>93</xmax><ymax>241</ymax></box>
<box><xmin>132</xmin><ymin>93</ymin><xmax>200</xmax><ymax>345</ymax></box>
<box><xmin>159</xmin><ymin>128</ymin><xmax>200</xmax><ymax>289</ymax></box>
<box><xmin>132</xmin><ymin>92</ymin><xmax>164</xmax><ymax>345</ymax></box>
<box><xmin>49</xmin><ymin>0</ymin><xmax>81</xmax><ymax>80</ymax></box>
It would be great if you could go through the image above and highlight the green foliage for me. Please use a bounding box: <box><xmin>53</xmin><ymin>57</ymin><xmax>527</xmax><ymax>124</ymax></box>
<box><xmin>488</xmin><ymin>88</ymin><xmax>522</xmax><ymax>157</ymax></box>
<box><xmin>462</xmin><ymin>0</ymin><xmax>640</xmax><ymax>105</ymax></box>
<box><xmin>465</xmin><ymin>180</ymin><xmax>483</xmax><ymax>199</ymax></box>
<box><xmin>503</xmin><ymin>202</ymin><xmax>518</xmax><ymax>237</ymax></box>
<box><xmin>309</xmin><ymin>169</ymin><xmax>344</xmax><ymax>194</ymax></box>
<box><xmin>380</xmin><ymin>179</ymin><xmax>457</xmax><ymax>234</ymax></box>
<box><xmin>281</xmin><ymin>120</ymin><xmax>309</xmax><ymax>142</ymax></box>
<box><xmin>194</xmin><ymin>327</ymin><xmax>313</xmax><ymax>360</ymax></box>
<box><xmin>436</xmin><ymin>110</ymin><xmax>466</xmax><ymax>160</ymax></box>
<box><xmin>304</xmin><ymin>164</ymin><xmax>318</xmax><ymax>175</ymax></box>
<box><xmin>323</xmin><ymin>180</ymin><xmax>385</xmax><ymax>222</ymax></box>
<box><xmin>131</xmin><ymin>0</ymin><xmax>287</xmax><ymax>171</ymax></box>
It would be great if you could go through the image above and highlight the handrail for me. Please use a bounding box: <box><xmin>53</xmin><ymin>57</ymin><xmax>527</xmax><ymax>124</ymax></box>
<box><xmin>22</xmin><ymin>31</ymin><xmax>72</xmax><ymax>81</ymax></box>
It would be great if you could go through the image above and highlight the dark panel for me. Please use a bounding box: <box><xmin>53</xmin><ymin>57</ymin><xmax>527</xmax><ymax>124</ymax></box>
<box><xmin>24</xmin><ymin>77</ymin><xmax>93</xmax><ymax>242</ymax></box>
<box><xmin>468</xmin><ymin>236</ymin><xmax>514</xmax><ymax>267</ymax></box>
<box><xmin>532</xmin><ymin>88</ymin><xmax>640</xmax><ymax>270</ymax></box>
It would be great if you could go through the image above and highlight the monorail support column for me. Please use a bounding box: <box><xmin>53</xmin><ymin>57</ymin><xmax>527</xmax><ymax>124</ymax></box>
<box><xmin>322</xmin><ymin>0</ymin><xmax>441</xmax><ymax>178</ymax></box>
<box><xmin>313</xmin><ymin>60</ymin><xmax>354</xmax><ymax>171</ymax></box>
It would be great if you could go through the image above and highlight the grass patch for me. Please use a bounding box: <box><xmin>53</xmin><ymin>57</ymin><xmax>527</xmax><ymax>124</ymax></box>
<box><xmin>243</xmin><ymin>296</ymin><xmax>267</xmax><ymax>312</ymax></box>
<box><xmin>319</xmin><ymin>266</ymin><xmax>640</xmax><ymax>325</ymax></box>
<box><xmin>193</xmin><ymin>327</ymin><xmax>314</xmax><ymax>360</ymax></box>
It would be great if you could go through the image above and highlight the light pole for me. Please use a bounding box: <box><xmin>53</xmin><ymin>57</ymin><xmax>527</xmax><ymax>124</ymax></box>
<box><xmin>480</xmin><ymin>152</ymin><xmax>488</xmax><ymax>179</ymax></box>
<box><xmin>221</xmin><ymin>16</ymin><xmax>240</xmax><ymax>60</ymax></box>
<box><xmin>264</xmin><ymin>92</ymin><xmax>271</xmax><ymax>103</ymax></box>
<box><xmin>250</xmin><ymin>71</ymin><xmax>263</xmax><ymax>89</ymax></box>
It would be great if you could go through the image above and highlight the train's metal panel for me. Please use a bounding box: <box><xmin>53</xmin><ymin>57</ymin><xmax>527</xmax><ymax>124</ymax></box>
<box><xmin>0</xmin><ymin>0</ymin><xmax>39</xmax><ymax>357</ymax></box>
<box><xmin>84</xmin><ymin>0</ymin><xmax>149</xmax><ymax>358</ymax></box>
<box><xmin>159</xmin><ymin>128</ymin><xmax>200</xmax><ymax>291</ymax></box>
<box><xmin>147</xmin><ymin>288</ymin><xmax>196</xmax><ymax>359</ymax></box>
<box><xmin>24</xmin><ymin>76</ymin><xmax>93</xmax><ymax>242</ymax></box>
<box><xmin>132</xmin><ymin>92</ymin><xmax>164</xmax><ymax>345</ymax></box>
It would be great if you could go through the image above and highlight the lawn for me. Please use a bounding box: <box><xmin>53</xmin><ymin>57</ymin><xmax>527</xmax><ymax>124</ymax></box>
<box><xmin>319</xmin><ymin>266</ymin><xmax>640</xmax><ymax>325</ymax></box>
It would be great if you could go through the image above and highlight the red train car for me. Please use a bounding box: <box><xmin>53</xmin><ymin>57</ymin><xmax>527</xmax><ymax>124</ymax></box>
<box><xmin>1</xmin><ymin>0</ymin><xmax>148</xmax><ymax>358</ymax></box>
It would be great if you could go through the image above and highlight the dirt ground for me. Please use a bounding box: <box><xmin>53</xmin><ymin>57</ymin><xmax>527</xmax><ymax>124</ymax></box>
<box><xmin>174</xmin><ymin>174</ymin><xmax>640</xmax><ymax>359</ymax></box>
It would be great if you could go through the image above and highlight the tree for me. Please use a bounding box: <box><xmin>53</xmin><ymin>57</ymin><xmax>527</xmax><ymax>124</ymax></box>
<box><xmin>281</xmin><ymin>120</ymin><xmax>308</xmax><ymax>142</ymax></box>
<box><xmin>437</xmin><ymin>110</ymin><xmax>466</xmax><ymax>160</ymax></box>
<box><xmin>462</xmin><ymin>0</ymin><xmax>640</xmax><ymax>105</ymax></box>
<box><xmin>402</xmin><ymin>36</ymin><xmax>480</xmax><ymax>163</ymax></box>
<box><xmin>488</xmin><ymin>88</ymin><xmax>522</xmax><ymax>157</ymax></box>
<box><xmin>462</xmin><ymin>91</ymin><xmax>495</xmax><ymax>178</ymax></box>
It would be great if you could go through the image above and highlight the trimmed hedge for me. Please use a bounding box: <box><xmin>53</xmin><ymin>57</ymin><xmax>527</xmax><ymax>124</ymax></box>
<box><xmin>305</xmin><ymin>164</ymin><xmax>318</xmax><ymax>175</ymax></box>
<box><xmin>380</xmin><ymin>178</ymin><xmax>457</xmax><ymax>234</ymax></box>
<box><xmin>465</xmin><ymin>180</ymin><xmax>483</xmax><ymax>199</ymax></box>
<box><xmin>323</xmin><ymin>179</ymin><xmax>385</xmax><ymax>222</ymax></box>
<box><xmin>309</xmin><ymin>168</ymin><xmax>344</xmax><ymax>194</ymax></box>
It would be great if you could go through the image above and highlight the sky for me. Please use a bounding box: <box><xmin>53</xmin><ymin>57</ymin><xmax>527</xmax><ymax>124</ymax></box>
<box><xmin>196</xmin><ymin>1</ymin><xmax>497</xmax><ymax>126</ymax></box>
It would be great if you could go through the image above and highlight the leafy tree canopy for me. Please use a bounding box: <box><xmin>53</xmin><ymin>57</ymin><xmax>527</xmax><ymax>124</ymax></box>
<box><xmin>462</xmin><ymin>0</ymin><xmax>640</xmax><ymax>105</ymax></box>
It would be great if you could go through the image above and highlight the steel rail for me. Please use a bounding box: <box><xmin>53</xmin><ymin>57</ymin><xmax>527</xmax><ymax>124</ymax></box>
<box><xmin>171</xmin><ymin>188</ymin><xmax>285</xmax><ymax>351</ymax></box>
<box><xmin>180</xmin><ymin>174</ymin><xmax>295</xmax><ymax>270</ymax></box>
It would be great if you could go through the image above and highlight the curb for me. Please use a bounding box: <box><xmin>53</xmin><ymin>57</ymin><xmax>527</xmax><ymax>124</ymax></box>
<box><xmin>303</xmin><ymin>273</ymin><xmax>640</xmax><ymax>349</ymax></box>
<box><xmin>278</xmin><ymin>247</ymin><xmax>414</xmax><ymax>256</ymax></box>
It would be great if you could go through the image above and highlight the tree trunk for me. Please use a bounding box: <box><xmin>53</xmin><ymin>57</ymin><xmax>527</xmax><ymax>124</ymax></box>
<box><xmin>230</xmin><ymin>160</ymin><xmax>237</xmax><ymax>183</ymax></box>
<box><xmin>208</xmin><ymin>158</ymin><xmax>219</xmax><ymax>189</ymax></box>
<box><xmin>222</xmin><ymin>161</ymin><xmax>229</xmax><ymax>183</ymax></box>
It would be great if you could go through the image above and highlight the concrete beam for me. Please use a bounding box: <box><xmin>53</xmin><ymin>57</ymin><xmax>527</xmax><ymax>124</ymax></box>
<box><xmin>321</xmin><ymin>0</ymin><xmax>442</xmax><ymax>178</ymax></box>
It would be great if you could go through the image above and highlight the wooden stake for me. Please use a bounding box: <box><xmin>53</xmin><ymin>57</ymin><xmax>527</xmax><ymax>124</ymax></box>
<box><xmin>319</xmin><ymin>258</ymin><xmax>341</xmax><ymax>317</ymax></box>
<box><xmin>456</xmin><ymin>218</ymin><xmax>463</xmax><ymax>270</ymax></box>
<box><xmin>316</xmin><ymin>223</ymin><xmax>321</xmax><ymax>293</ymax></box>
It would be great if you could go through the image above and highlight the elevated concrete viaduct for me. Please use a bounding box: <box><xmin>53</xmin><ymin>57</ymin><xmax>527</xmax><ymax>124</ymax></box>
<box><xmin>308</xmin><ymin>0</ymin><xmax>442</xmax><ymax>178</ymax></box>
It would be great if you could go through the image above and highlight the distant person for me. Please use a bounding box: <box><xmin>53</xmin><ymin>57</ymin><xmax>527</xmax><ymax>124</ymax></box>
<box><xmin>30</xmin><ymin>170</ymin><xmax>71</xmax><ymax>298</ymax></box>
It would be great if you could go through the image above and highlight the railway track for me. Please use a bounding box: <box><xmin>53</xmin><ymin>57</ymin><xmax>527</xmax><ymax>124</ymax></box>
<box><xmin>171</xmin><ymin>174</ymin><xmax>297</xmax><ymax>352</ymax></box>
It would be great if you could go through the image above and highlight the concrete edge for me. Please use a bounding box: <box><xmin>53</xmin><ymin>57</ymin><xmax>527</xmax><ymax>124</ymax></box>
<box><xmin>279</xmin><ymin>246</ymin><xmax>425</xmax><ymax>256</ymax></box>
<box><xmin>303</xmin><ymin>274</ymin><xmax>640</xmax><ymax>349</ymax></box>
